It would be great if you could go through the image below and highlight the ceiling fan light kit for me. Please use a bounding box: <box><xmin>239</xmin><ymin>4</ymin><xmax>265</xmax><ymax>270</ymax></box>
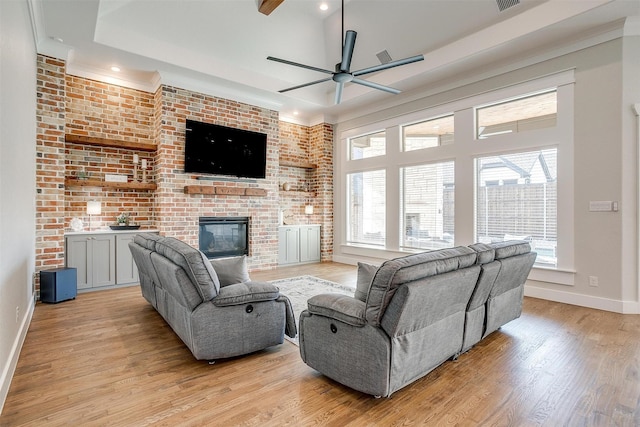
<box><xmin>267</xmin><ymin>0</ymin><xmax>424</xmax><ymax>104</ymax></box>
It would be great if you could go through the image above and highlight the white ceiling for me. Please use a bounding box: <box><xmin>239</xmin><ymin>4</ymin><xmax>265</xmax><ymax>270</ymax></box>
<box><xmin>30</xmin><ymin>0</ymin><xmax>640</xmax><ymax>125</ymax></box>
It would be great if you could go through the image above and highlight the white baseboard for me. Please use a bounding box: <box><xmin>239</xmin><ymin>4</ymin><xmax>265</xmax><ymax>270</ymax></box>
<box><xmin>525</xmin><ymin>284</ymin><xmax>640</xmax><ymax>314</ymax></box>
<box><xmin>0</xmin><ymin>299</ymin><xmax>35</xmax><ymax>415</ymax></box>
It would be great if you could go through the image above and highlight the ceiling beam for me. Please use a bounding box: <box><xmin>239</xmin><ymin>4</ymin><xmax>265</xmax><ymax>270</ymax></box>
<box><xmin>258</xmin><ymin>0</ymin><xmax>284</xmax><ymax>16</ymax></box>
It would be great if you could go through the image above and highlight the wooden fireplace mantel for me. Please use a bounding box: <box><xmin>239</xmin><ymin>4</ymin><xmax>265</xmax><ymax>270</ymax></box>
<box><xmin>184</xmin><ymin>185</ymin><xmax>267</xmax><ymax>197</ymax></box>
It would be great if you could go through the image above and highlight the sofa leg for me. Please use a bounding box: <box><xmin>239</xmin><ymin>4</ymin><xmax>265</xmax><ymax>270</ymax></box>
<box><xmin>208</xmin><ymin>360</ymin><xmax>216</xmax><ymax>365</ymax></box>
<box><xmin>452</xmin><ymin>353</ymin><xmax>460</xmax><ymax>361</ymax></box>
<box><xmin>374</xmin><ymin>395</ymin><xmax>382</xmax><ymax>399</ymax></box>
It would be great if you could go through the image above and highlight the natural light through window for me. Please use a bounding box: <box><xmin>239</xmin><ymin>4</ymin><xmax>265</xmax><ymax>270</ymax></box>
<box><xmin>401</xmin><ymin>161</ymin><xmax>455</xmax><ymax>250</ymax></box>
<box><xmin>402</xmin><ymin>115</ymin><xmax>454</xmax><ymax>151</ymax></box>
<box><xmin>349</xmin><ymin>131</ymin><xmax>386</xmax><ymax>160</ymax></box>
<box><xmin>477</xmin><ymin>90</ymin><xmax>557</xmax><ymax>140</ymax></box>
<box><xmin>347</xmin><ymin>170</ymin><xmax>386</xmax><ymax>246</ymax></box>
<box><xmin>475</xmin><ymin>148</ymin><xmax>558</xmax><ymax>267</ymax></box>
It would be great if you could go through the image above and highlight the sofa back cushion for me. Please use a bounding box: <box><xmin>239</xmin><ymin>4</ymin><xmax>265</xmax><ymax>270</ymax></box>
<box><xmin>491</xmin><ymin>240</ymin><xmax>532</xmax><ymax>260</ymax></box>
<box><xmin>380</xmin><ymin>265</ymin><xmax>481</xmax><ymax>338</ymax></box>
<box><xmin>134</xmin><ymin>232</ymin><xmax>164</xmax><ymax>251</ymax></box>
<box><xmin>154</xmin><ymin>237</ymin><xmax>220</xmax><ymax>302</ymax></box>
<box><xmin>365</xmin><ymin>246</ymin><xmax>477</xmax><ymax>326</ymax></box>
<box><xmin>151</xmin><ymin>252</ymin><xmax>204</xmax><ymax>310</ymax></box>
<box><xmin>488</xmin><ymin>241</ymin><xmax>536</xmax><ymax>298</ymax></box>
<box><xmin>466</xmin><ymin>242</ymin><xmax>499</xmax><ymax>311</ymax></box>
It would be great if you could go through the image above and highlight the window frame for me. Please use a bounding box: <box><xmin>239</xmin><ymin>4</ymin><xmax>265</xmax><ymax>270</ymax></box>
<box><xmin>336</xmin><ymin>70</ymin><xmax>574</xmax><ymax>285</ymax></box>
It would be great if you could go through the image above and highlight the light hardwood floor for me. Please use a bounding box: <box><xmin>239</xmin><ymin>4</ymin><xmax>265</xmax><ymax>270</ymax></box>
<box><xmin>1</xmin><ymin>262</ymin><xmax>639</xmax><ymax>426</ymax></box>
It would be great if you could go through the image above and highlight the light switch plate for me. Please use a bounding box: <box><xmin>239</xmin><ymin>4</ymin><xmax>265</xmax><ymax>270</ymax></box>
<box><xmin>589</xmin><ymin>201</ymin><xmax>613</xmax><ymax>212</ymax></box>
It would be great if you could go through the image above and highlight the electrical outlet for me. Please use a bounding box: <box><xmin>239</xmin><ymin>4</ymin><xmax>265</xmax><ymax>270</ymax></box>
<box><xmin>15</xmin><ymin>306</ymin><xmax>20</xmax><ymax>323</ymax></box>
<box><xmin>589</xmin><ymin>276</ymin><xmax>599</xmax><ymax>287</ymax></box>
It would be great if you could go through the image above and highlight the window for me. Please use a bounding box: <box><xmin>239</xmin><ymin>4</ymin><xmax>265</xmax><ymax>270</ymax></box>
<box><xmin>476</xmin><ymin>148</ymin><xmax>557</xmax><ymax>266</ymax></box>
<box><xmin>401</xmin><ymin>161</ymin><xmax>455</xmax><ymax>250</ymax></box>
<box><xmin>337</xmin><ymin>71</ymin><xmax>573</xmax><ymax>280</ymax></box>
<box><xmin>477</xmin><ymin>90</ymin><xmax>557</xmax><ymax>139</ymax></box>
<box><xmin>349</xmin><ymin>131</ymin><xmax>386</xmax><ymax>160</ymax></box>
<box><xmin>347</xmin><ymin>170</ymin><xmax>386</xmax><ymax>245</ymax></box>
<box><xmin>402</xmin><ymin>115</ymin><xmax>454</xmax><ymax>151</ymax></box>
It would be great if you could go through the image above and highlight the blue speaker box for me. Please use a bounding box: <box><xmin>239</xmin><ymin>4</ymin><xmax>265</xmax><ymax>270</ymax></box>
<box><xmin>40</xmin><ymin>267</ymin><xmax>77</xmax><ymax>303</ymax></box>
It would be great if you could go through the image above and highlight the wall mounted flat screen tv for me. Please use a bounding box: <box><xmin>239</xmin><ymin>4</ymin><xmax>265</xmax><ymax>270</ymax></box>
<box><xmin>184</xmin><ymin>119</ymin><xmax>267</xmax><ymax>179</ymax></box>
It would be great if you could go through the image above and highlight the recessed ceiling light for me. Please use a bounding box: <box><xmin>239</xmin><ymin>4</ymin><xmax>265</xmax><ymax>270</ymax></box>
<box><xmin>111</xmin><ymin>66</ymin><xmax>121</xmax><ymax>72</ymax></box>
<box><xmin>319</xmin><ymin>3</ymin><xmax>328</xmax><ymax>11</ymax></box>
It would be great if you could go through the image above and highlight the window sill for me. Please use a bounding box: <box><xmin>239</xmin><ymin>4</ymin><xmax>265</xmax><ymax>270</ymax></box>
<box><xmin>529</xmin><ymin>265</ymin><xmax>575</xmax><ymax>286</ymax></box>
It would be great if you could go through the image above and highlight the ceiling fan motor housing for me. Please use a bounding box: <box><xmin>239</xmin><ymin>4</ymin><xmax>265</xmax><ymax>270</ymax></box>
<box><xmin>333</xmin><ymin>71</ymin><xmax>353</xmax><ymax>83</ymax></box>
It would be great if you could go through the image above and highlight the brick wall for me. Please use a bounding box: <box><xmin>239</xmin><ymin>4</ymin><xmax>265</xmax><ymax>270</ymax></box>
<box><xmin>35</xmin><ymin>56</ymin><xmax>66</xmax><ymax>271</ymax></box>
<box><xmin>309</xmin><ymin>123</ymin><xmax>334</xmax><ymax>261</ymax></box>
<box><xmin>279</xmin><ymin>120</ymin><xmax>312</xmax><ymax>218</ymax></box>
<box><xmin>64</xmin><ymin>73</ymin><xmax>157</xmax><ymax>230</ymax></box>
<box><xmin>156</xmin><ymin>85</ymin><xmax>281</xmax><ymax>269</ymax></box>
<box><xmin>34</xmin><ymin>55</ymin><xmax>334</xmax><ymax>293</ymax></box>
<box><xmin>277</xmin><ymin>121</ymin><xmax>334</xmax><ymax>260</ymax></box>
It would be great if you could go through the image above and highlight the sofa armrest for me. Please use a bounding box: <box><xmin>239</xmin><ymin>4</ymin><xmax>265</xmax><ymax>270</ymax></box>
<box><xmin>212</xmin><ymin>281</ymin><xmax>279</xmax><ymax>307</ymax></box>
<box><xmin>307</xmin><ymin>294</ymin><xmax>366</xmax><ymax>327</ymax></box>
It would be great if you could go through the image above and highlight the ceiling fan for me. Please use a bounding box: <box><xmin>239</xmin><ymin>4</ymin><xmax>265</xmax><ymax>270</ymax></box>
<box><xmin>267</xmin><ymin>0</ymin><xmax>424</xmax><ymax>104</ymax></box>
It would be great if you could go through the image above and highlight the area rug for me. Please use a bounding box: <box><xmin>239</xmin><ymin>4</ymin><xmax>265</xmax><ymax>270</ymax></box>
<box><xmin>269</xmin><ymin>275</ymin><xmax>355</xmax><ymax>346</ymax></box>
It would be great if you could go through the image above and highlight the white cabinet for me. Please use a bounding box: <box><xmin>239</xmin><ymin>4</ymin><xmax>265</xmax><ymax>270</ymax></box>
<box><xmin>66</xmin><ymin>234</ymin><xmax>116</xmax><ymax>290</ymax></box>
<box><xmin>65</xmin><ymin>231</ymin><xmax>153</xmax><ymax>291</ymax></box>
<box><xmin>278</xmin><ymin>225</ymin><xmax>320</xmax><ymax>265</ymax></box>
<box><xmin>300</xmin><ymin>225</ymin><xmax>321</xmax><ymax>263</ymax></box>
<box><xmin>278</xmin><ymin>226</ymin><xmax>300</xmax><ymax>264</ymax></box>
<box><xmin>115</xmin><ymin>234</ymin><xmax>139</xmax><ymax>285</ymax></box>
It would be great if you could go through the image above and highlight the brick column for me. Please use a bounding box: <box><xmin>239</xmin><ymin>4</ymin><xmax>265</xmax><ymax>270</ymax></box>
<box><xmin>310</xmin><ymin>123</ymin><xmax>334</xmax><ymax>261</ymax></box>
<box><xmin>35</xmin><ymin>56</ymin><xmax>67</xmax><ymax>282</ymax></box>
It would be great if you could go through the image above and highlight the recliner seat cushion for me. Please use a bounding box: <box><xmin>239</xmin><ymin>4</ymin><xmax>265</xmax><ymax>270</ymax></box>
<box><xmin>213</xmin><ymin>281</ymin><xmax>280</xmax><ymax>306</ymax></box>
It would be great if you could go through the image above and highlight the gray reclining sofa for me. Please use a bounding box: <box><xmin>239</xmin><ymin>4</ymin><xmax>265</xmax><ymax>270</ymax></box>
<box><xmin>298</xmin><ymin>241</ymin><xmax>535</xmax><ymax>397</ymax></box>
<box><xmin>129</xmin><ymin>233</ymin><xmax>296</xmax><ymax>361</ymax></box>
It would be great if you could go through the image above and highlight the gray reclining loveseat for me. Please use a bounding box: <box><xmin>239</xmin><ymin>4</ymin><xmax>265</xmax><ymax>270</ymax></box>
<box><xmin>298</xmin><ymin>241</ymin><xmax>535</xmax><ymax>397</ymax></box>
<box><xmin>129</xmin><ymin>233</ymin><xmax>296</xmax><ymax>361</ymax></box>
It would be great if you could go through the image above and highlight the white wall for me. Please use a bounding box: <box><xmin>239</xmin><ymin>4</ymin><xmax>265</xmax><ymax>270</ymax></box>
<box><xmin>333</xmin><ymin>31</ymin><xmax>640</xmax><ymax>314</ymax></box>
<box><xmin>0</xmin><ymin>0</ymin><xmax>37</xmax><ymax>413</ymax></box>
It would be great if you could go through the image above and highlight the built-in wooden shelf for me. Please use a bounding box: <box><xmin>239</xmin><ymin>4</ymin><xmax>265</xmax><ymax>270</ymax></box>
<box><xmin>279</xmin><ymin>160</ymin><xmax>318</xmax><ymax>169</ymax></box>
<box><xmin>65</xmin><ymin>178</ymin><xmax>157</xmax><ymax>191</ymax></box>
<box><xmin>281</xmin><ymin>190</ymin><xmax>316</xmax><ymax>197</ymax></box>
<box><xmin>65</xmin><ymin>134</ymin><xmax>157</xmax><ymax>152</ymax></box>
<box><xmin>184</xmin><ymin>185</ymin><xmax>268</xmax><ymax>197</ymax></box>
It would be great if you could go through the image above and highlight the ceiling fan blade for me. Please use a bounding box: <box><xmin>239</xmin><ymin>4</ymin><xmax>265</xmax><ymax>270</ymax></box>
<box><xmin>340</xmin><ymin>30</ymin><xmax>357</xmax><ymax>72</ymax></box>
<box><xmin>353</xmin><ymin>54</ymin><xmax>424</xmax><ymax>77</ymax></box>
<box><xmin>278</xmin><ymin>77</ymin><xmax>333</xmax><ymax>93</ymax></box>
<box><xmin>335</xmin><ymin>82</ymin><xmax>344</xmax><ymax>104</ymax></box>
<box><xmin>267</xmin><ymin>56</ymin><xmax>333</xmax><ymax>75</ymax></box>
<box><xmin>258</xmin><ymin>0</ymin><xmax>284</xmax><ymax>16</ymax></box>
<box><xmin>351</xmin><ymin>78</ymin><xmax>401</xmax><ymax>95</ymax></box>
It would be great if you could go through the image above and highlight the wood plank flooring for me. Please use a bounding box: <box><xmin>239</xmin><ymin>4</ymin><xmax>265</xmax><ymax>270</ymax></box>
<box><xmin>1</xmin><ymin>262</ymin><xmax>639</xmax><ymax>426</ymax></box>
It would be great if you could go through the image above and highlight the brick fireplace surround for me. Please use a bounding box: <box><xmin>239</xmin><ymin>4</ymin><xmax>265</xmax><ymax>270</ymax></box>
<box><xmin>35</xmin><ymin>55</ymin><xmax>333</xmax><ymax>295</ymax></box>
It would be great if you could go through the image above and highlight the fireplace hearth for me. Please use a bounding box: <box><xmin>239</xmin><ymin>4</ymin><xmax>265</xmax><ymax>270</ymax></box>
<box><xmin>199</xmin><ymin>217</ymin><xmax>249</xmax><ymax>259</ymax></box>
